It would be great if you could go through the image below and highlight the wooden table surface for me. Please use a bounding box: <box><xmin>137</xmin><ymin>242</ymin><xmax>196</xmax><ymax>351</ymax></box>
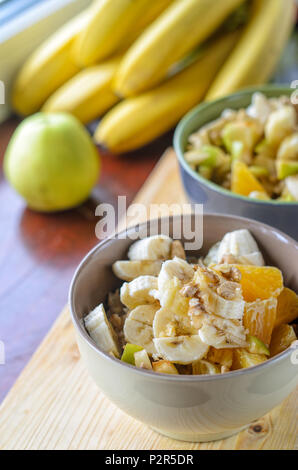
<box><xmin>0</xmin><ymin>117</ymin><xmax>172</xmax><ymax>403</ymax></box>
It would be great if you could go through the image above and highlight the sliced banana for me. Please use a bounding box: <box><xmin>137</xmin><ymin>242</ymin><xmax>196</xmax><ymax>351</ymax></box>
<box><xmin>285</xmin><ymin>175</ymin><xmax>298</xmax><ymax>201</ymax></box>
<box><xmin>112</xmin><ymin>259</ymin><xmax>162</xmax><ymax>281</ymax></box>
<box><xmin>129</xmin><ymin>304</ymin><xmax>158</xmax><ymax>325</ymax></box>
<box><xmin>154</xmin><ymin>336</ymin><xmax>209</xmax><ymax>365</ymax></box>
<box><xmin>158</xmin><ymin>257</ymin><xmax>194</xmax><ymax>286</ymax></box>
<box><xmin>128</xmin><ymin>234</ymin><xmax>172</xmax><ymax>261</ymax></box>
<box><xmin>194</xmin><ymin>267</ymin><xmax>245</xmax><ymax>320</ymax></box>
<box><xmin>201</xmin><ymin>288</ymin><xmax>244</xmax><ymax>321</ymax></box>
<box><xmin>198</xmin><ymin>315</ymin><xmax>247</xmax><ymax>349</ymax></box>
<box><xmin>158</xmin><ymin>257</ymin><xmax>194</xmax><ymax>312</ymax></box>
<box><xmin>204</xmin><ymin>241</ymin><xmax>221</xmax><ymax>266</ymax></box>
<box><xmin>216</xmin><ymin>229</ymin><xmax>264</xmax><ymax>266</ymax></box>
<box><xmin>84</xmin><ymin>303</ymin><xmax>119</xmax><ymax>357</ymax></box>
<box><xmin>153</xmin><ymin>307</ymin><xmax>197</xmax><ymax>338</ymax></box>
<box><xmin>124</xmin><ymin>304</ymin><xmax>159</xmax><ymax>354</ymax></box>
<box><xmin>120</xmin><ymin>275</ymin><xmax>159</xmax><ymax>310</ymax></box>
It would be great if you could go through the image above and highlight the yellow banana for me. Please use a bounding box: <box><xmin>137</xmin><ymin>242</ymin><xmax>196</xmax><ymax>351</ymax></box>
<box><xmin>120</xmin><ymin>0</ymin><xmax>174</xmax><ymax>51</ymax></box>
<box><xmin>12</xmin><ymin>11</ymin><xmax>90</xmax><ymax>115</ymax></box>
<box><xmin>206</xmin><ymin>0</ymin><xmax>295</xmax><ymax>100</ymax></box>
<box><xmin>74</xmin><ymin>0</ymin><xmax>153</xmax><ymax>67</ymax></box>
<box><xmin>114</xmin><ymin>0</ymin><xmax>245</xmax><ymax>96</ymax></box>
<box><xmin>94</xmin><ymin>32</ymin><xmax>239</xmax><ymax>153</ymax></box>
<box><xmin>42</xmin><ymin>57</ymin><xmax>121</xmax><ymax>124</ymax></box>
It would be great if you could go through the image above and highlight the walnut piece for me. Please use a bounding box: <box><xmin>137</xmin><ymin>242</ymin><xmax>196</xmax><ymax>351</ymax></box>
<box><xmin>217</xmin><ymin>281</ymin><xmax>240</xmax><ymax>300</ymax></box>
<box><xmin>180</xmin><ymin>284</ymin><xmax>198</xmax><ymax>298</ymax></box>
<box><xmin>217</xmin><ymin>265</ymin><xmax>242</xmax><ymax>282</ymax></box>
<box><xmin>108</xmin><ymin>289</ymin><xmax>123</xmax><ymax>316</ymax></box>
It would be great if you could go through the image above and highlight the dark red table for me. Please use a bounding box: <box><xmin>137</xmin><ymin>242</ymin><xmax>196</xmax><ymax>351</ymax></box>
<box><xmin>0</xmin><ymin>117</ymin><xmax>173</xmax><ymax>402</ymax></box>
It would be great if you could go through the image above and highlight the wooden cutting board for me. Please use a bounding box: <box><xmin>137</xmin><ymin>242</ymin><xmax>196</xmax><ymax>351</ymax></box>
<box><xmin>0</xmin><ymin>149</ymin><xmax>297</xmax><ymax>450</ymax></box>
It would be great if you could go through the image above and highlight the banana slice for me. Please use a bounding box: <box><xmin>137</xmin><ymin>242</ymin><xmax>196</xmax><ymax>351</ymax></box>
<box><xmin>128</xmin><ymin>234</ymin><xmax>172</xmax><ymax>261</ymax></box>
<box><xmin>198</xmin><ymin>315</ymin><xmax>247</xmax><ymax>349</ymax></box>
<box><xmin>153</xmin><ymin>307</ymin><xmax>197</xmax><ymax>338</ymax></box>
<box><xmin>84</xmin><ymin>303</ymin><xmax>119</xmax><ymax>357</ymax></box>
<box><xmin>112</xmin><ymin>259</ymin><xmax>162</xmax><ymax>281</ymax></box>
<box><xmin>120</xmin><ymin>275</ymin><xmax>159</xmax><ymax>310</ymax></box>
<box><xmin>201</xmin><ymin>288</ymin><xmax>245</xmax><ymax>321</ymax></box>
<box><xmin>124</xmin><ymin>304</ymin><xmax>159</xmax><ymax>354</ymax></box>
<box><xmin>194</xmin><ymin>266</ymin><xmax>245</xmax><ymax>320</ymax></box>
<box><xmin>129</xmin><ymin>304</ymin><xmax>158</xmax><ymax>325</ymax></box>
<box><xmin>158</xmin><ymin>257</ymin><xmax>194</xmax><ymax>312</ymax></box>
<box><xmin>285</xmin><ymin>175</ymin><xmax>298</xmax><ymax>201</ymax></box>
<box><xmin>216</xmin><ymin>229</ymin><xmax>264</xmax><ymax>266</ymax></box>
<box><xmin>154</xmin><ymin>335</ymin><xmax>209</xmax><ymax>364</ymax></box>
<box><xmin>204</xmin><ymin>242</ymin><xmax>221</xmax><ymax>266</ymax></box>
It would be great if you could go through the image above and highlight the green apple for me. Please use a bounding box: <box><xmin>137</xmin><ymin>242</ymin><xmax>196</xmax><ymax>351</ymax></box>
<box><xmin>277</xmin><ymin>133</ymin><xmax>298</xmax><ymax>161</ymax></box>
<box><xmin>4</xmin><ymin>112</ymin><xmax>100</xmax><ymax>212</ymax></box>
<box><xmin>249</xmin><ymin>165</ymin><xmax>269</xmax><ymax>178</ymax></box>
<box><xmin>276</xmin><ymin>160</ymin><xmax>298</xmax><ymax>180</ymax></box>
<box><xmin>186</xmin><ymin>145</ymin><xmax>228</xmax><ymax>167</ymax></box>
<box><xmin>121</xmin><ymin>344</ymin><xmax>143</xmax><ymax>365</ymax></box>
<box><xmin>247</xmin><ymin>335</ymin><xmax>270</xmax><ymax>356</ymax></box>
<box><xmin>222</xmin><ymin>120</ymin><xmax>262</xmax><ymax>162</ymax></box>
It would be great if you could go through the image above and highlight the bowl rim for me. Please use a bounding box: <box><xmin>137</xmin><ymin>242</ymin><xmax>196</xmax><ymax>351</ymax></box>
<box><xmin>173</xmin><ymin>84</ymin><xmax>298</xmax><ymax>207</ymax></box>
<box><xmin>69</xmin><ymin>213</ymin><xmax>298</xmax><ymax>382</ymax></box>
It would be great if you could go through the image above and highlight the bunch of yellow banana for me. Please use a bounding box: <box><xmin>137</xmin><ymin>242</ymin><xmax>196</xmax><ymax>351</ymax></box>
<box><xmin>94</xmin><ymin>32</ymin><xmax>240</xmax><ymax>153</ymax></box>
<box><xmin>12</xmin><ymin>0</ymin><xmax>295</xmax><ymax>153</ymax></box>
<box><xmin>42</xmin><ymin>56</ymin><xmax>122</xmax><ymax>124</ymax></box>
<box><xmin>12</xmin><ymin>11</ymin><xmax>89</xmax><ymax>115</ymax></box>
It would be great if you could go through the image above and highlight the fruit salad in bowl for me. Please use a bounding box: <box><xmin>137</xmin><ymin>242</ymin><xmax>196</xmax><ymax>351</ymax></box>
<box><xmin>69</xmin><ymin>213</ymin><xmax>298</xmax><ymax>441</ymax></box>
<box><xmin>174</xmin><ymin>86</ymin><xmax>298</xmax><ymax>240</ymax></box>
<box><xmin>185</xmin><ymin>93</ymin><xmax>298</xmax><ymax>202</ymax></box>
<box><xmin>83</xmin><ymin>230</ymin><xmax>298</xmax><ymax>376</ymax></box>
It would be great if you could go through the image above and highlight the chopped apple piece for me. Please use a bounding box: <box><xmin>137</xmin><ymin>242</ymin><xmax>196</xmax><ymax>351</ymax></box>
<box><xmin>247</xmin><ymin>335</ymin><xmax>270</xmax><ymax>356</ymax></box>
<box><xmin>222</xmin><ymin>120</ymin><xmax>262</xmax><ymax>161</ymax></box>
<box><xmin>121</xmin><ymin>344</ymin><xmax>143</xmax><ymax>365</ymax></box>
<box><xmin>233</xmin><ymin>349</ymin><xmax>267</xmax><ymax>369</ymax></box>
<box><xmin>192</xmin><ymin>359</ymin><xmax>220</xmax><ymax>375</ymax></box>
<box><xmin>134</xmin><ymin>349</ymin><xmax>152</xmax><ymax>370</ymax></box>
<box><xmin>270</xmin><ymin>324</ymin><xmax>297</xmax><ymax>357</ymax></box>
<box><xmin>152</xmin><ymin>360</ymin><xmax>179</xmax><ymax>375</ymax></box>
<box><xmin>276</xmin><ymin>160</ymin><xmax>298</xmax><ymax>180</ymax></box>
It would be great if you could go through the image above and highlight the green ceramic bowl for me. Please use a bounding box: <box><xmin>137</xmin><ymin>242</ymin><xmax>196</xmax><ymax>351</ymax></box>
<box><xmin>174</xmin><ymin>85</ymin><xmax>298</xmax><ymax>240</ymax></box>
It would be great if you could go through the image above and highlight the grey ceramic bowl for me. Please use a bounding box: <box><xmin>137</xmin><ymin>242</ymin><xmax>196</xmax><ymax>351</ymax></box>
<box><xmin>174</xmin><ymin>85</ymin><xmax>298</xmax><ymax>241</ymax></box>
<box><xmin>69</xmin><ymin>214</ymin><xmax>298</xmax><ymax>442</ymax></box>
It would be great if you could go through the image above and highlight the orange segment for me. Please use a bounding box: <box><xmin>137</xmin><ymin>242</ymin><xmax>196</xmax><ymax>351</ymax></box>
<box><xmin>231</xmin><ymin>160</ymin><xmax>267</xmax><ymax>197</ymax></box>
<box><xmin>270</xmin><ymin>324</ymin><xmax>297</xmax><ymax>356</ymax></box>
<box><xmin>233</xmin><ymin>265</ymin><xmax>283</xmax><ymax>302</ymax></box>
<box><xmin>243</xmin><ymin>298</ymin><xmax>277</xmax><ymax>346</ymax></box>
<box><xmin>275</xmin><ymin>287</ymin><xmax>298</xmax><ymax>327</ymax></box>
<box><xmin>232</xmin><ymin>349</ymin><xmax>267</xmax><ymax>370</ymax></box>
